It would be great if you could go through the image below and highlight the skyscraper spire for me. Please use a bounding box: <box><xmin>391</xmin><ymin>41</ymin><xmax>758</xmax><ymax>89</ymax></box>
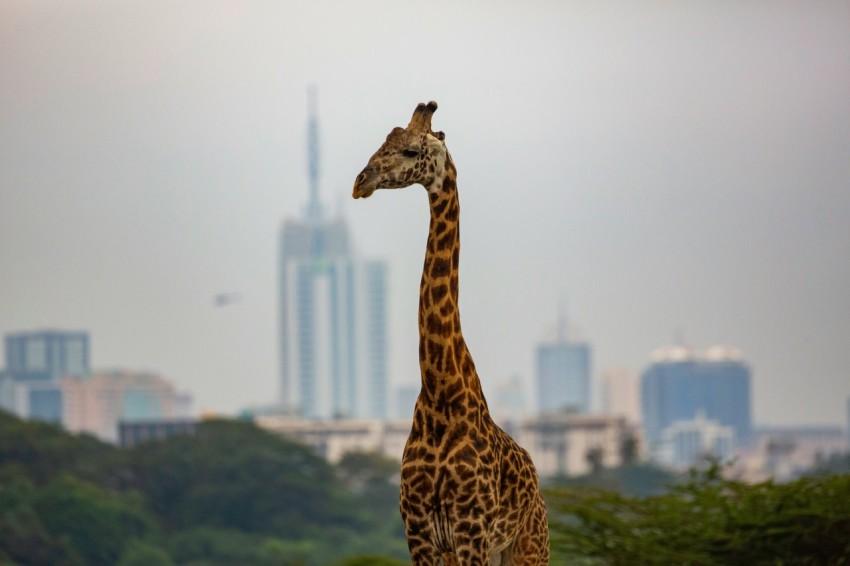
<box><xmin>306</xmin><ymin>85</ymin><xmax>322</xmax><ymax>222</ymax></box>
<box><xmin>557</xmin><ymin>297</ymin><xmax>568</xmax><ymax>343</ymax></box>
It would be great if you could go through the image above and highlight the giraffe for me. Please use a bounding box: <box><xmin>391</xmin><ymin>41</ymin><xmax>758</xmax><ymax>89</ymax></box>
<box><xmin>352</xmin><ymin>101</ymin><xmax>549</xmax><ymax>566</ymax></box>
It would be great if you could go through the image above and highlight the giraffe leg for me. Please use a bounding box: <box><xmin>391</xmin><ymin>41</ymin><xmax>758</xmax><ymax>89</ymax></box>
<box><xmin>407</xmin><ymin>544</ymin><xmax>442</xmax><ymax>566</ymax></box>
<box><xmin>501</xmin><ymin>499</ymin><xmax>550</xmax><ymax>565</ymax></box>
<box><xmin>452</xmin><ymin>532</ymin><xmax>491</xmax><ymax>566</ymax></box>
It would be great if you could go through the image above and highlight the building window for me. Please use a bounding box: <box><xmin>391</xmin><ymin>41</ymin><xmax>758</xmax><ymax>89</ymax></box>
<box><xmin>26</xmin><ymin>338</ymin><xmax>47</xmax><ymax>371</ymax></box>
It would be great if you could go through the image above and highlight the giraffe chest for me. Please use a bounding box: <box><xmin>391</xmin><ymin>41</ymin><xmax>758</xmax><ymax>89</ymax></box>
<box><xmin>400</xmin><ymin>418</ymin><xmax>541</xmax><ymax>552</ymax></box>
<box><xmin>401</xmin><ymin>417</ymin><xmax>498</xmax><ymax>504</ymax></box>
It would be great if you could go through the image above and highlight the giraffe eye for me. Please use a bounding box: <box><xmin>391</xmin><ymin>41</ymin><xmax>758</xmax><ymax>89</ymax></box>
<box><xmin>402</xmin><ymin>149</ymin><xmax>419</xmax><ymax>158</ymax></box>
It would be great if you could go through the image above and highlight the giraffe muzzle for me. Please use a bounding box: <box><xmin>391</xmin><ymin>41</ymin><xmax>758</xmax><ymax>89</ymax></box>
<box><xmin>352</xmin><ymin>169</ymin><xmax>376</xmax><ymax>199</ymax></box>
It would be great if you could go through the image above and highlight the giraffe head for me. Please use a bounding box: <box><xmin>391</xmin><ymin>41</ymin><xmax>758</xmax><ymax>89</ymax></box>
<box><xmin>352</xmin><ymin>101</ymin><xmax>447</xmax><ymax>199</ymax></box>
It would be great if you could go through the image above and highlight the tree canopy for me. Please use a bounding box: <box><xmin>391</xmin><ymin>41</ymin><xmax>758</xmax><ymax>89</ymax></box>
<box><xmin>0</xmin><ymin>411</ymin><xmax>407</xmax><ymax>565</ymax></box>
<box><xmin>546</xmin><ymin>461</ymin><xmax>850</xmax><ymax>565</ymax></box>
<box><xmin>2</xmin><ymin>410</ymin><xmax>848</xmax><ymax>565</ymax></box>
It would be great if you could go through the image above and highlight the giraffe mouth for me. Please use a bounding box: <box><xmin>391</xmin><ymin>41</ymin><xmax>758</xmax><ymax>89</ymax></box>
<box><xmin>352</xmin><ymin>185</ymin><xmax>375</xmax><ymax>199</ymax></box>
<box><xmin>352</xmin><ymin>175</ymin><xmax>377</xmax><ymax>199</ymax></box>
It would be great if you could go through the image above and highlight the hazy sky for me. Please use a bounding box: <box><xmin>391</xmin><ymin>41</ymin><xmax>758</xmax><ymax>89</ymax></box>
<box><xmin>2</xmin><ymin>1</ymin><xmax>848</xmax><ymax>426</ymax></box>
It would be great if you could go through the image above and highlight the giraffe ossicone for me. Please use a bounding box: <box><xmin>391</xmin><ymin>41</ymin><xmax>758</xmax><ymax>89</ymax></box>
<box><xmin>353</xmin><ymin>101</ymin><xmax>550</xmax><ymax>566</ymax></box>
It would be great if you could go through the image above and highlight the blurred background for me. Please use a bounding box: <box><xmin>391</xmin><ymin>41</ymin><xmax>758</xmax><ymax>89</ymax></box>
<box><xmin>2</xmin><ymin>1</ymin><xmax>849</xmax><ymax>465</ymax></box>
<box><xmin>2</xmin><ymin>2</ymin><xmax>850</xmax><ymax>564</ymax></box>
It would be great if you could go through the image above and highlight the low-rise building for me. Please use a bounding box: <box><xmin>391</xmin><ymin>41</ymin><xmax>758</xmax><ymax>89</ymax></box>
<box><xmin>62</xmin><ymin>370</ymin><xmax>191</xmax><ymax>443</ymax></box>
<box><xmin>255</xmin><ymin>415</ymin><xmax>410</xmax><ymax>463</ymax></box>
<box><xmin>256</xmin><ymin>412</ymin><xmax>636</xmax><ymax>478</ymax></box>
<box><xmin>518</xmin><ymin>413</ymin><xmax>634</xmax><ymax>477</ymax></box>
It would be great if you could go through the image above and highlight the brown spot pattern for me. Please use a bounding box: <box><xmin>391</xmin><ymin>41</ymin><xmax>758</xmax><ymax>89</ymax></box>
<box><xmin>355</xmin><ymin>103</ymin><xmax>549</xmax><ymax>565</ymax></box>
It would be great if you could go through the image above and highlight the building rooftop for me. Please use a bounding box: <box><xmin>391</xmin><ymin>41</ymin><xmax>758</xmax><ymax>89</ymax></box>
<box><xmin>650</xmin><ymin>345</ymin><xmax>744</xmax><ymax>363</ymax></box>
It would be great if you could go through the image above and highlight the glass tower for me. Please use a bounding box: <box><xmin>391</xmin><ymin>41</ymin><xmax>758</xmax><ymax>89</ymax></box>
<box><xmin>279</xmin><ymin>227</ymin><xmax>388</xmax><ymax>420</ymax></box>
<box><xmin>1</xmin><ymin>330</ymin><xmax>90</xmax><ymax>422</ymax></box>
<box><xmin>277</xmin><ymin>89</ymin><xmax>388</xmax><ymax>420</ymax></box>
<box><xmin>641</xmin><ymin>345</ymin><xmax>752</xmax><ymax>449</ymax></box>
<box><xmin>536</xmin><ymin>340</ymin><xmax>591</xmax><ymax>415</ymax></box>
<box><xmin>4</xmin><ymin>330</ymin><xmax>90</xmax><ymax>381</ymax></box>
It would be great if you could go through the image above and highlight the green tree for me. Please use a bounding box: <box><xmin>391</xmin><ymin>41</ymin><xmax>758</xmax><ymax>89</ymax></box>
<box><xmin>547</xmin><ymin>463</ymin><xmax>850</xmax><ymax>565</ymax></box>
<box><xmin>335</xmin><ymin>451</ymin><xmax>400</xmax><ymax>517</ymax></box>
<box><xmin>112</xmin><ymin>419</ymin><xmax>356</xmax><ymax>536</ymax></box>
<box><xmin>0</xmin><ymin>409</ymin><xmax>113</xmax><ymax>484</ymax></box>
<box><xmin>332</xmin><ymin>556</ymin><xmax>408</xmax><ymax>566</ymax></box>
<box><xmin>0</xmin><ymin>474</ymin><xmax>76</xmax><ymax>566</ymax></box>
<box><xmin>0</xmin><ymin>470</ymin><xmax>157</xmax><ymax>566</ymax></box>
<box><xmin>0</xmin><ymin>412</ymin><xmax>410</xmax><ymax>565</ymax></box>
<box><xmin>117</xmin><ymin>540</ymin><xmax>175</xmax><ymax>566</ymax></box>
<box><xmin>34</xmin><ymin>475</ymin><xmax>156</xmax><ymax>565</ymax></box>
<box><xmin>618</xmin><ymin>433</ymin><xmax>639</xmax><ymax>467</ymax></box>
<box><xmin>336</xmin><ymin>450</ymin><xmax>398</xmax><ymax>493</ymax></box>
<box><xmin>585</xmin><ymin>446</ymin><xmax>605</xmax><ymax>475</ymax></box>
<box><xmin>547</xmin><ymin>462</ymin><xmax>678</xmax><ymax>497</ymax></box>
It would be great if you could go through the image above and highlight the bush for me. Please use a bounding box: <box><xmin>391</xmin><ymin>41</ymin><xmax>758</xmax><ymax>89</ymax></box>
<box><xmin>547</xmin><ymin>463</ymin><xmax>850</xmax><ymax>565</ymax></box>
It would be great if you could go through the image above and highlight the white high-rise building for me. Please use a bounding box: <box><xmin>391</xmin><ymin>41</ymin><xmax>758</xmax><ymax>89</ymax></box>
<box><xmin>280</xmin><ymin>248</ymin><xmax>387</xmax><ymax>419</ymax></box>
<box><xmin>600</xmin><ymin>368</ymin><xmax>641</xmax><ymax>425</ymax></box>
<box><xmin>278</xmin><ymin>89</ymin><xmax>388</xmax><ymax>420</ymax></box>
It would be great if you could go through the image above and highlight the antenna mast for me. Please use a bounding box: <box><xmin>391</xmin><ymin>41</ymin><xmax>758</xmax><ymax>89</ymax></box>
<box><xmin>306</xmin><ymin>85</ymin><xmax>321</xmax><ymax>221</ymax></box>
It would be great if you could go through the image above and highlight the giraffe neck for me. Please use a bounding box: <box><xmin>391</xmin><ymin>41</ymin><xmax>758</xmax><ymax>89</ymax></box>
<box><xmin>417</xmin><ymin>156</ymin><xmax>487</xmax><ymax>409</ymax></box>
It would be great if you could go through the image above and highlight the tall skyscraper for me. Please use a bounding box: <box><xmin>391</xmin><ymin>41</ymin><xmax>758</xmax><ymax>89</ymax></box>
<box><xmin>536</xmin><ymin>317</ymin><xmax>591</xmax><ymax>415</ymax></box>
<box><xmin>641</xmin><ymin>345</ymin><xmax>752</xmax><ymax>450</ymax></box>
<box><xmin>278</xmin><ymin>89</ymin><xmax>388</xmax><ymax>420</ymax></box>
<box><xmin>1</xmin><ymin>330</ymin><xmax>90</xmax><ymax>422</ymax></box>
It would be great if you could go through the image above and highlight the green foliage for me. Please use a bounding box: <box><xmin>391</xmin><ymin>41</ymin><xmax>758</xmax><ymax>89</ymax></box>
<box><xmin>618</xmin><ymin>432</ymin><xmax>639</xmax><ymax>467</ymax></box>
<box><xmin>165</xmin><ymin>527</ymin><xmax>315</xmax><ymax>565</ymax></box>
<box><xmin>34</xmin><ymin>475</ymin><xmax>156</xmax><ymax>565</ymax></box>
<box><xmin>6</xmin><ymin>408</ymin><xmax>850</xmax><ymax>565</ymax></box>
<box><xmin>117</xmin><ymin>540</ymin><xmax>175</xmax><ymax>566</ymax></box>
<box><xmin>0</xmin><ymin>472</ymin><xmax>157</xmax><ymax>565</ymax></box>
<box><xmin>335</xmin><ymin>451</ymin><xmax>401</xmax><ymax>524</ymax></box>
<box><xmin>0</xmin><ymin>474</ymin><xmax>73</xmax><ymax>565</ymax></box>
<box><xmin>547</xmin><ymin>462</ymin><xmax>850</xmax><ymax>565</ymax></box>
<box><xmin>332</xmin><ymin>556</ymin><xmax>409</xmax><ymax>566</ymax></box>
<box><xmin>111</xmin><ymin>419</ymin><xmax>353</xmax><ymax>536</ymax></box>
<box><xmin>546</xmin><ymin>463</ymin><xmax>679</xmax><ymax>497</ymax></box>
<box><xmin>0</xmin><ymin>410</ymin><xmax>113</xmax><ymax>484</ymax></box>
<box><xmin>0</xmin><ymin>411</ymin><xmax>408</xmax><ymax>565</ymax></box>
<box><xmin>811</xmin><ymin>451</ymin><xmax>850</xmax><ymax>476</ymax></box>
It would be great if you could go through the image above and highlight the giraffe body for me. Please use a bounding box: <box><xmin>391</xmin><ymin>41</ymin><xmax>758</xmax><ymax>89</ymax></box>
<box><xmin>353</xmin><ymin>102</ymin><xmax>549</xmax><ymax>565</ymax></box>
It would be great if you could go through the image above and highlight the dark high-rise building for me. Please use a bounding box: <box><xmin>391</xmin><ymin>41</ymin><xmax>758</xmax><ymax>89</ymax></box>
<box><xmin>1</xmin><ymin>330</ymin><xmax>90</xmax><ymax>422</ymax></box>
<box><xmin>4</xmin><ymin>330</ymin><xmax>89</xmax><ymax>381</ymax></box>
<box><xmin>641</xmin><ymin>345</ymin><xmax>752</xmax><ymax>449</ymax></box>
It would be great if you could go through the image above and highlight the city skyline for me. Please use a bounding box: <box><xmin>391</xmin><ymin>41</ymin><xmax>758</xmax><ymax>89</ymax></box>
<box><xmin>1</xmin><ymin>2</ymin><xmax>848</xmax><ymax>426</ymax></box>
<box><xmin>0</xmin><ymin>329</ymin><xmax>192</xmax><ymax>440</ymax></box>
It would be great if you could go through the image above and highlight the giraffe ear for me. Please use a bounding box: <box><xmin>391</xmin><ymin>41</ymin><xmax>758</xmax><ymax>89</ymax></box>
<box><xmin>408</xmin><ymin>101</ymin><xmax>438</xmax><ymax>132</ymax></box>
<box><xmin>434</xmin><ymin>131</ymin><xmax>445</xmax><ymax>141</ymax></box>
